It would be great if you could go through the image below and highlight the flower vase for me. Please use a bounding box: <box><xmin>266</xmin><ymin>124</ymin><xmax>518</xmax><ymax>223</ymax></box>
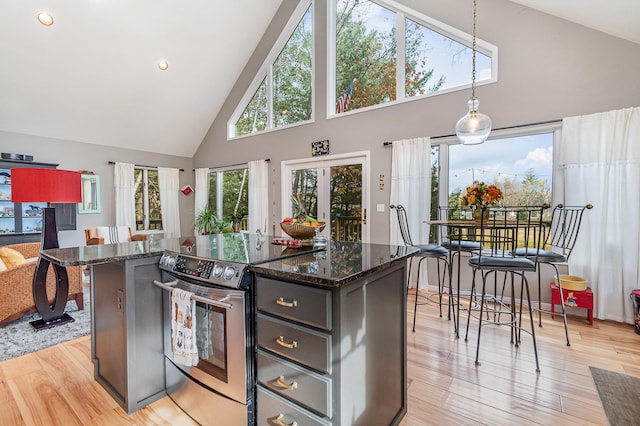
<box><xmin>473</xmin><ymin>208</ymin><xmax>490</xmax><ymax>223</ymax></box>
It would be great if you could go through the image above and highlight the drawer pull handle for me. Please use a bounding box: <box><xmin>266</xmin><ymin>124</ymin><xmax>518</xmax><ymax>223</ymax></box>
<box><xmin>276</xmin><ymin>336</ymin><xmax>297</xmax><ymax>349</ymax></box>
<box><xmin>276</xmin><ymin>414</ymin><xmax>297</xmax><ymax>426</ymax></box>
<box><xmin>276</xmin><ymin>375</ymin><xmax>298</xmax><ymax>390</ymax></box>
<box><xmin>276</xmin><ymin>297</ymin><xmax>297</xmax><ymax>308</ymax></box>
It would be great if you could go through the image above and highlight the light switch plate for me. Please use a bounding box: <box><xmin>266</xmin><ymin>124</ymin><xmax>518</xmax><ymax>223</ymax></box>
<box><xmin>377</xmin><ymin>204</ymin><xmax>385</xmax><ymax>212</ymax></box>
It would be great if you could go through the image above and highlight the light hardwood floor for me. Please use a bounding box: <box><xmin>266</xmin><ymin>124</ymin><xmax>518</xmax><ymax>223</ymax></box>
<box><xmin>1</xmin><ymin>290</ymin><xmax>638</xmax><ymax>425</ymax></box>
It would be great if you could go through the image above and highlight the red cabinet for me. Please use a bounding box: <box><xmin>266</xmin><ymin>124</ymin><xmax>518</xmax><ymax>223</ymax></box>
<box><xmin>551</xmin><ymin>283</ymin><xmax>593</xmax><ymax>325</ymax></box>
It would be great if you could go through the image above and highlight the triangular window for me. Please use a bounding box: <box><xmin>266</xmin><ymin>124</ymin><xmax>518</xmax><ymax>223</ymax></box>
<box><xmin>229</xmin><ymin>2</ymin><xmax>313</xmax><ymax>138</ymax></box>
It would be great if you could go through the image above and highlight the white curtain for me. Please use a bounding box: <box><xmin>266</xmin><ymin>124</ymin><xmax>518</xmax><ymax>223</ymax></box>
<box><xmin>158</xmin><ymin>167</ymin><xmax>181</xmax><ymax>238</ymax></box>
<box><xmin>248</xmin><ymin>160</ymin><xmax>269</xmax><ymax>235</ymax></box>
<box><xmin>560</xmin><ymin>107</ymin><xmax>640</xmax><ymax>323</ymax></box>
<box><xmin>194</xmin><ymin>168</ymin><xmax>210</xmax><ymax>235</ymax></box>
<box><xmin>390</xmin><ymin>138</ymin><xmax>431</xmax><ymax>287</ymax></box>
<box><xmin>114</xmin><ymin>162</ymin><xmax>136</xmax><ymax>229</ymax></box>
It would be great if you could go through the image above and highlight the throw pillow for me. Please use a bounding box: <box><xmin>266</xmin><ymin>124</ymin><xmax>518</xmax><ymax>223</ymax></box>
<box><xmin>0</xmin><ymin>257</ymin><xmax>6</xmax><ymax>272</ymax></box>
<box><xmin>0</xmin><ymin>247</ymin><xmax>26</xmax><ymax>268</ymax></box>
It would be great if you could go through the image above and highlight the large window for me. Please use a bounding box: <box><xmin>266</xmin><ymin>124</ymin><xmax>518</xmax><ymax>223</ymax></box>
<box><xmin>208</xmin><ymin>168</ymin><xmax>249</xmax><ymax>230</ymax></box>
<box><xmin>432</xmin><ymin>128</ymin><xmax>555</xmax><ymax>212</ymax></box>
<box><xmin>229</xmin><ymin>2</ymin><xmax>313</xmax><ymax>138</ymax></box>
<box><xmin>331</xmin><ymin>0</ymin><xmax>496</xmax><ymax>115</ymax></box>
<box><xmin>134</xmin><ymin>168</ymin><xmax>162</xmax><ymax>231</ymax></box>
<box><xmin>429</xmin><ymin>128</ymin><xmax>555</xmax><ymax>238</ymax></box>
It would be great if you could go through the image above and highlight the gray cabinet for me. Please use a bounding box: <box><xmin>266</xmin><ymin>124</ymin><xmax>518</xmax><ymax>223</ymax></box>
<box><xmin>255</xmin><ymin>263</ymin><xmax>407</xmax><ymax>426</ymax></box>
<box><xmin>91</xmin><ymin>256</ymin><xmax>166</xmax><ymax>414</ymax></box>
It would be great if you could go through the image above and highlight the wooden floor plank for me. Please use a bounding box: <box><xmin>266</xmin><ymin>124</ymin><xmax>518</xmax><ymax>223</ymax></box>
<box><xmin>1</xmin><ymin>289</ymin><xmax>638</xmax><ymax>425</ymax></box>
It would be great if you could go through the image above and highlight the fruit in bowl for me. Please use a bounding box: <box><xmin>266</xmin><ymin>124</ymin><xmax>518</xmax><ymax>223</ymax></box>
<box><xmin>280</xmin><ymin>216</ymin><xmax>326</xmax><ymax>239</ymax></box>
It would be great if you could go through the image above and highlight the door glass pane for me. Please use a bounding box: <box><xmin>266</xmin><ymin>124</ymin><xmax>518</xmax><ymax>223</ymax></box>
<box><xmin>330</xmin><ymin>164</ymin><xmax>362</xmax><ymax>242</ymax></box>
<box><xmin>290</xmin><ymin>168</ymin><xmax>318</xmax><ymax>220</ymax></box>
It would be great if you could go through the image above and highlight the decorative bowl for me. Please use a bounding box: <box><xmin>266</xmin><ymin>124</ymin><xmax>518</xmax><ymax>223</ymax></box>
<box><xmin>555</xmin><ymin>275</ymin><xmax>588</xmax><ymax>291</ymax></box>
<box><xmin>279</xmin><ymin>221</ymin><xmax>326</xmax><ymax>240</ymax></box>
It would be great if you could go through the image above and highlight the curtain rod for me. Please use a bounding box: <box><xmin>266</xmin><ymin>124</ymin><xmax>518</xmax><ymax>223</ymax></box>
<box><xmin>193</xmin><ymin>158</ymin><xmax>271</xmax><ymax>171</ymax></box>
<box><xmin>108</xmin><ymin>161</ymin><xmax>185</xmax><ymax>171</ymax></box>
<box><xmin>383</xmin><ymin>119</ymin><xmax>562</xmax><ymax>145</ymax></box>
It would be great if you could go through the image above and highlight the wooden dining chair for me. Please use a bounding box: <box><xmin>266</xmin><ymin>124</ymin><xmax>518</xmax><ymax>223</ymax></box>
<box><xmin>464</xmin><ymin>204</ymin><xmax>550</xmax><ymax>372</ymax></box>
<box><xmin>390</xmin><ymin>204</ymin><xmax>450</xmax><ymax>332</ymax></box>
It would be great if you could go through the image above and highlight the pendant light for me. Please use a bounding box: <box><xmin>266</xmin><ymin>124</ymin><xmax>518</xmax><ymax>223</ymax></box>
<box><xmin>456</xmin><ymin>0</ymin><xmax>491</xmax><ymax>145</ymax></box>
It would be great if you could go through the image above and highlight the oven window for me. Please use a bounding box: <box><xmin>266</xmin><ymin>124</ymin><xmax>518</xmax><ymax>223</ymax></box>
<box><xmin>195</xmin><ymin>301</ymin><xmax>228</xmax><ymax>383</ymax></box>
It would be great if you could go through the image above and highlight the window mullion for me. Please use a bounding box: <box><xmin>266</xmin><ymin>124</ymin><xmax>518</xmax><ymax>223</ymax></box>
<box><xmin>142</xmin><ymin>170</ymin><xmax>150</xmax><ymax>230</ymax></box>
<box><xmin>396</xmin><ymin>12</ymin><xmax>406</xmax><ymax>101</ymax></box>
<box><xmin>267</xmin><ymin>65</ymin><xmax>274</xmax><ymax>129</ymax></box>
<box><xmin>216</xmin><ymin>172</ymin><xmax>224</xmax><ymax>219</ymax></box>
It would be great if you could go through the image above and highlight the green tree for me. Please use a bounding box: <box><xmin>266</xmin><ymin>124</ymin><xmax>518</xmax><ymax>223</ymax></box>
<box><xmin>336</xmin><ymin>0</ymin><xmax>445</xmax><ymax>111</ymax></box>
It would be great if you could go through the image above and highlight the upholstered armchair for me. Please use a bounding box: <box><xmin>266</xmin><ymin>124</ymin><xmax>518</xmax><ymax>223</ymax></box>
<box><xmin>0</xmin><ymin>243</ymin><xmax>84</xmax><ymax>327</ymax></box>
<box><xmin>85</xmin><ymin>226</ymin><xmax>147</xmax><ymax>245</ymax></box>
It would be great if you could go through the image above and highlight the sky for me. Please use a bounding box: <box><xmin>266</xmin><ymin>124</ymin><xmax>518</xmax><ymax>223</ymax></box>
<box><xmin>448</xmin><ymin>133</ymin><xmax>554</xmax><ymax>193</ymax></box>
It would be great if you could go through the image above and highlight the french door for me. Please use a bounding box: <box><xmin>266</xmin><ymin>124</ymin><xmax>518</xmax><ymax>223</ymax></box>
<box><xmin>281</xmin><ymin>152</ymin><xmax>369</xmax><ymax>243</ymax></box>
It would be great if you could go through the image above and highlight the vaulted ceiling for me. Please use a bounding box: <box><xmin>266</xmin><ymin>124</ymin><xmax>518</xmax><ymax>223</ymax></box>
<box><xmin>0</xmin><ymin>1</ymin><xmax>637</xmax><ymax>158</ymax></box>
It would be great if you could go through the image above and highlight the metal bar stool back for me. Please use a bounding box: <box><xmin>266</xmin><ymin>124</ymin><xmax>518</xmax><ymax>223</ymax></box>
<box><xmin>390</xmin><ymin>204</ymin><xmax>450</xmax><ymax>331</ymax></box>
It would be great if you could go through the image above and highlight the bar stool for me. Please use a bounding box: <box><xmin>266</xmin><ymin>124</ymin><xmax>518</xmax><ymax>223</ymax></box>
<box><xmin>464</xmin><ymin>204</ymin><xmax>549</xmax><ymax>373</ymax></box>
<box><xmin>515</xmin><ymin>203</ymin><xmax>593</xmax><ymax>346</ymax></box>
<box><xmin>390</xmin><ymin>204</ymin><xmax>450</xmax><ymax>332</ymax></box>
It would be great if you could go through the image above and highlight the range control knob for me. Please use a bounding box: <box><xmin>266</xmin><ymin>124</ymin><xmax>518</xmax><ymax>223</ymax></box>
<box><xmin>213</xmin><ymin>264</ymin><xmax>224</xmax><ymax>278</ymax></box>
<box><xmin>223</xmin><ymin>266</ymin><xmax>236</xmax><ymax>280</ymax></box>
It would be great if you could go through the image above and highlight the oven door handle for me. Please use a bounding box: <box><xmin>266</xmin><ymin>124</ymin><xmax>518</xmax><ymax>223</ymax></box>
<box><xmin>152</xmin><ymin>280</ymin><xmax>233</xmax><ymax>309</ymax></box>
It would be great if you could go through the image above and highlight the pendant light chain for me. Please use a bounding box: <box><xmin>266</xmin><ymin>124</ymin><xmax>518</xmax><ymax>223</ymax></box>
<box><xmin>471</xmin><ymin>0</ymin><xmax>478</xmax><ymax>101</ymax></box>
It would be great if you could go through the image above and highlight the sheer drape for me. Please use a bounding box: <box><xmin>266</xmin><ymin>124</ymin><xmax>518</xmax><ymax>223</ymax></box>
<box><xmin>158</xmin><ymin>167</ymin><xmax>181</xmax><ymax>238</ymax></box>
<box><xmin>248</xmin><ymin>160</ymin><xmax>269</xmax><ymax>234</ymax></box>
<box><xmin>560</xmin><ymin>107</ymin><xmax>640</xmax><ymax>323</ymax></box>
<box><xmin>390</xmin><ymin>138</ymin><xmax>431</xmax><ymax>287</ymax></box>
<box><xmin>114</xmin><ymin>162</ymin><xmax>135</xmax><ymax>229</ymax></box>
<box><xmin>194</xmin><ymin>168</ymin><xmax>210</xmax><ymax>235</ymax></box>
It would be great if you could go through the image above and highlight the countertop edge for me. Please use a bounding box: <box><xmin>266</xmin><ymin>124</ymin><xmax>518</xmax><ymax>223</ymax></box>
<box><xmin>251</xmin><ymin>255</ymin><xmax>409</xmax><ymax>288</ymax></box>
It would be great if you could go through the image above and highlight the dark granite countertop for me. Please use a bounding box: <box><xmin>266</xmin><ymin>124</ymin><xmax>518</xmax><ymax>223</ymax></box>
<box><xmin>40</xmin><ymin>238</ymin><xmax>174</xmax><ymax>266</ymax></box>
<box><xmin>40</xmin><ymin>234</ymin><xmax>322</xmax><ymax>267</ymax></box>
<box><xmin>251</xmin><ymin>241</ymin><xmax>418</xmax><ymax>288</ymax></box>
<box><xmin>41</xmin><ymin>235</ymin><xmax>417</xmax><ymax>288</ymax></box>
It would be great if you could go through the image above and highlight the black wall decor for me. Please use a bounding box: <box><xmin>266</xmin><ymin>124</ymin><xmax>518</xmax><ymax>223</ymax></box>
<box><xmin>311</xmin><ymin>140</ymin><xmax>330</xmax><ymax>156</ymax></box>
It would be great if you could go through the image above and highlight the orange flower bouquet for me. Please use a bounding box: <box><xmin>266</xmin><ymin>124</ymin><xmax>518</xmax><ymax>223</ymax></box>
<box><xmin>460</xmin><ymin>182</ymin><xmax>503</xmax><ymax>208</ymax></box>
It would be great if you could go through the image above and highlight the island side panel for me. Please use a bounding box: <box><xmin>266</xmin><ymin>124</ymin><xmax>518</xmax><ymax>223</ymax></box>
<box><xmin>91</xmin><ymin>256</ymin><xmax>166</xmax><ymax>414</ymax></box>
<box><xmin>338</xmin><ymin>262</ymin><xmax>407</xmax><ymax>425</ymax></box>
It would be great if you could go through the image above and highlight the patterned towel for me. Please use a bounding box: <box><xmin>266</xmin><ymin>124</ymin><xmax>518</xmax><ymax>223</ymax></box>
<box><xmin>171</xmin><ymin>288</ymin><xmax>199</xmax><ymax>366</ymax></box>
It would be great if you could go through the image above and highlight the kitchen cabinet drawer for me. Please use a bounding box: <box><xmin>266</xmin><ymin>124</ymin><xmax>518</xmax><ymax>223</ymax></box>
<box><xmin>256</xmin><ymin>277</ymin><xmax>332</xmax><ymax>330</ymax></box>
<box><xmin>257</xmin><ymin>350</ymin><xmax>332</xmax><ymax>418</ymax></box>
<box><xmin>257</xmin><ymin>386</ymin><xmax>331</xmax><ymax>426</ymax></box>
<box><xmin>257</xmin><ymin>313</ymin><xmax>331</xmax><ymax>374</ymax></box>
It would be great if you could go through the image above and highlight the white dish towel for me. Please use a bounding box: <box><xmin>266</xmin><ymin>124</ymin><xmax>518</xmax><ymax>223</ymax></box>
<box><xmin>171</xmin><ymin>287</ymin><xmax>199</xmax><ymax>367</ymax></box>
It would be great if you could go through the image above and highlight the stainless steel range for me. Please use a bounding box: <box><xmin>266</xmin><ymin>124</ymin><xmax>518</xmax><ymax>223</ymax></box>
<box><xmin>154</xmin><ymin>233</ymin><xmax>318</xmax><ymax>426</ymax></box>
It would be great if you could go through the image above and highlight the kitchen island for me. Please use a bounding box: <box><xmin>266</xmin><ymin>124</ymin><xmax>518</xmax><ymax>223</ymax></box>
<box><xmin>41</xmin><ymin>235</ymin><xmax>416</xmax><ymax>425</ymax></box>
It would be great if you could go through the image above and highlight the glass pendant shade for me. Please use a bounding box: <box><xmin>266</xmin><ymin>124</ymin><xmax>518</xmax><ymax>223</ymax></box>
<box><xmin>456</xmin><ymin>98</ymin><xmax>492</xmax><ymax>145</ymax></box>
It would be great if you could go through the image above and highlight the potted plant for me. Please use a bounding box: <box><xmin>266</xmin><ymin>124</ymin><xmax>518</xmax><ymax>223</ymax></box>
<box><xmin>194</xmin><ymin>206</ymin><xmax>229</xmax><ymax>234</ymax></box>
<box><xmin>230</xmin><ymin>211</ymin><xmax>245</xmax><ymax>233</ymax></box>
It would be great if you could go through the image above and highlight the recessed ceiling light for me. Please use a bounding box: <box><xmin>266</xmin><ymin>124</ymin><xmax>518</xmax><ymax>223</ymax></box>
<box><xmin>37</xmin><ymin>12</ymin><xmax>54</xmax><ymax>26</ymax></box>
<box><xmin>158</xmin><ymin>60</ymin><xmax>169</xmax><ymax>71</ymax></box>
